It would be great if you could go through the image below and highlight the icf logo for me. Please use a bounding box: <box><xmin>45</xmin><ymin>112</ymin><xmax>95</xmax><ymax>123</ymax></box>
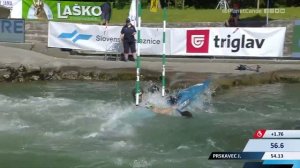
<box><xmin>186</xmin><ymin>30</ymin><xmax>210</xmax><ymax>53</ymax></box>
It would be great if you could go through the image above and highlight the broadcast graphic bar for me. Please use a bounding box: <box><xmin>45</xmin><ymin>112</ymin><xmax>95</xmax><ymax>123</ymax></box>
<box><xmin>262</xmin><ymin>152</ymin><xmax>300</xmax><ymax>160</ymax></box>
<box><xmin>243</xmin><ymin>139</ymin><xmax>300</xmax><ymax>152</ymax></box>
<box><xmin>254</xmin><ymin>130</ymin><xmax>300</xmax><ymax>139</ymax></box>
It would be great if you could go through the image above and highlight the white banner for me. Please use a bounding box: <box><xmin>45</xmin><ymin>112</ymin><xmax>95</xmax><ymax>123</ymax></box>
<box><xmin>0</xmin><ymin>0</ymin><xmax>22</xmax><ymax>18</ymax></box>
<box><xmin>49</xmin><ymin>22</ymin><xmax>120</xmax><ymax>51</ymax></box>
<box><xmin>171</xmin><ymin>27</ymin><xmax>286</xmax><ymax>57</ymax></box>
<box><xmin>140</xmin><ymin>27</ymin><xmax>171</xmax><ymax>55</ymax></box>
<box><xmin>48</xmin><ymin>21</ymin><xmax>285</xmax><ymax>57</ymax></box>
<box><xmin>48</xmin><ymin>21</ymin><xmax>171</xmax><ymax>55</ymax></box>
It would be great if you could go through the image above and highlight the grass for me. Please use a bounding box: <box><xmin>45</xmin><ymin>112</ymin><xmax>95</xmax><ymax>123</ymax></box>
<box><xmin>108</xmin><ymin>7</ymin><xmax>300</xmax><ymax>23</ymax></box>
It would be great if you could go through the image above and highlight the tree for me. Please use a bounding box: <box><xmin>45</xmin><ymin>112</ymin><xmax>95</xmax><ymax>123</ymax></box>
<box><xmin>174</xmin><ymin>0</ymin><xmax>185</xmax><ymax>9</ymax></box>
<box><xmin>286</xmin><ymin>0</ymin><xmax>300</xmax><ymax>6</ymax></box>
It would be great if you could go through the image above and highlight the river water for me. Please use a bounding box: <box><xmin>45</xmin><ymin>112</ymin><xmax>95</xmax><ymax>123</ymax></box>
<box><xmin>0</xmin><ymin>81</ymin><xmax>299</xmax><ymax>168</ymax></box>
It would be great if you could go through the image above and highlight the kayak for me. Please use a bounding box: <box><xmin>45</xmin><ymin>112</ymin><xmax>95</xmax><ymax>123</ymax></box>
<box><xmin>176</xmin><ymin>79</ymin><xmax>211</xmax><ymax>110</ymax></box>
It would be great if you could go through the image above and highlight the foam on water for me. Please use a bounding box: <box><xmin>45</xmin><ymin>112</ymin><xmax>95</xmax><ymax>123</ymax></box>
<box><xmin>0</xmin><ymin>93</ymin><xmax>75</xmax><ymax>112</ymax></box>
<box><xmin>206</xmin><ymin>138</ymin><xmax>224</xmax><ymax>152</ymax></box>
<box><xmin>176</xmin><ymin>145</ymin><xmax>190</xmax><ymax>150</ymax></box>
<box><xmin>144</xmin><ymin>92</ymin><xmax>169</xmax><ymax>107</ymax></box>
<box><xmin>109</xmin><ymin>140</ymin><xmax>136</xmax><ymax>151</ymax></box>
<box><xmin>83</xmin><ymin>132</ymin><xmax>98</xmax><ymax>139</ymax></box>
<box><xmin>44</xmin><ymin>131</ymin><xmax>66</xmax><ymax>137</ymax></box>
<box><xmin>0</xmin><ymin>91</ymin><xmax>154</xmax><ymax>141</ymax></box>
<box><xmin>131</xmin><ymin>158</ymin><xmax>155</xmax><ymax>168</ymax></box>
<box><xmin>0</xmin><ymin>94</ymin><xmax>12</xmax><ymax>106</ymax></box>
<box><xmin>112</xmin><ymin>157</ymin><xmax>126</xmax><ymax>166</ymax></box>
<box><xmin>98</xmin><ymin>104</ymin><xmax>144</xmax><ymax>138</ymax></box>
<box><xmin>0</xmin><ymin>119</ymin><xmax>30</xmax><ymax>131</ymax></box>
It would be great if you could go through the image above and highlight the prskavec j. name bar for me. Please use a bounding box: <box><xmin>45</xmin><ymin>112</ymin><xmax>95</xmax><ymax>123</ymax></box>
<box><xmin>208</xmin><ymin>152</ymin><xmax>265</xmax><ymax>160</ymax></box>
<box><xmin>211</xmin><ymin>153</ymin><xmax>242</xmax><ymax>159</ymax></box>
<box><xmin>214</xmin><ymin>34</ymin><xmax>266</xmax><ymax>52</ymax></box>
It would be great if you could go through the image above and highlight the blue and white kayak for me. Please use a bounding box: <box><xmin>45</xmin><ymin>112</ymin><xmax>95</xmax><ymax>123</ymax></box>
<box><xmin>176</xmin><ymin>79</ymin><xmax>211</xmax><ymax>110</ymax></box>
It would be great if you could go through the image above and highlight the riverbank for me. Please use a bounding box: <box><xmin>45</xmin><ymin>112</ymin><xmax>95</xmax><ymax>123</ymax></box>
<box><xmin>1</xmin><ymin>45</ymin><xmax>300</xmax><ymax>94</ymax></box>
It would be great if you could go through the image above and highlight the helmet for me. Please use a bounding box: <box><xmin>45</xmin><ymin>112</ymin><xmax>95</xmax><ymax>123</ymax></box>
<box><xmin>167</xmin><ymin>96</ymin><xmax>178</xmax><ymax>105</ymax></box>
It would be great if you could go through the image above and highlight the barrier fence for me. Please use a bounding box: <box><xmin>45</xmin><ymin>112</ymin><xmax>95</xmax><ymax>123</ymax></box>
<box><xmin>48</xmin><ymin>21</ymin><xmax>286</xmax><ymax>57</ymax></box>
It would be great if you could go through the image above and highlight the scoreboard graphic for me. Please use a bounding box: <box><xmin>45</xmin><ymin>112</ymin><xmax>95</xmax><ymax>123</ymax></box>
<box><xmin>209</xmin><ymin>130</ymin><xmax>300</xmax><ymax>168</ymax></box>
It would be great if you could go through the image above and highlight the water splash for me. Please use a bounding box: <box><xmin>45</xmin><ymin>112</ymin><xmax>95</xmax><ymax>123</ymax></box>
<box><xmin>131</xmin><ymin>158</ymin><xmax>155</xmax><ymax>168</ymax></box>
<box><xmin>207</xmin><ymin>138</ymin><xmax>224</xmax><ymax>152</ymax></box>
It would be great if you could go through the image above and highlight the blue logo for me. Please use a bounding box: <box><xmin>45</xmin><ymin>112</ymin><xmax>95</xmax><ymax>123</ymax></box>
<box><xmin>58</xmin><ymin>30</ymin><xmax>92</xmax><ymax>43</ymax></box>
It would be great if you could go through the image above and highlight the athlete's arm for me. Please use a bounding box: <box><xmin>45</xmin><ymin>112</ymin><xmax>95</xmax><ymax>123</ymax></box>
<box><xmin>151</xmin><ymin>106</ymin><xmax>173</xmax><ymax>115</ymax></box>
<box><xmin>144</xmin><ymin>102</ymin><xmax>175</xmax><ymax>116</ymax></box>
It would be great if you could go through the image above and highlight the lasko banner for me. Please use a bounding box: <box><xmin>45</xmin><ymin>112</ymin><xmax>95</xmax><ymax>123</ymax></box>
<box><xmin>48</xmin><ymin>21</ymin><xmax>171</xmax><ymax>55</ymax></box>
<box><xmin>172</xmin><ymin>27</ymin><xmax>286</xmax><ymax>57</ymax></box>
<box><xmin>0</xmin><ymin>19</ymin><xmax>25</xmax><ymax>43</ymax></box>
<box><xmin>292</xmin><ymin>20</ymin><xmax>300</xmax><ymax>57</ymax></box>
<box><xmin>22</xmin><ymin>0</ymin><xmax>103</xmax><ymax>21</ymax></box>
<box><xmin>0</xmin><ymin>0</ymin><xmax>22</xmax><ymax>18</ymax></box>
<box><xmin>48</xmin><ymin>21</ymin><xmax>285</xmax><ymax>57</ymax></box>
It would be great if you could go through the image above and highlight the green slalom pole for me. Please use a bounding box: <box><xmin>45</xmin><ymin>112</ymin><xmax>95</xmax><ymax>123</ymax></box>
<box><xmin>135</xmin><ymin>0</ymin><xmax>142</xmax><ymax>105</ymax></box>
<box><xmin>162</xmin><ymin>7</ymin><xmax>167</xmax><ymax>97</ymax></box>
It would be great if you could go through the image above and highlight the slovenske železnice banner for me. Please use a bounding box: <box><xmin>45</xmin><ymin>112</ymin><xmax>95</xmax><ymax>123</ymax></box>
<box><xmin>22</xmin><ymin>0</ymin><xmax>103</xmax><ymax>21</ymax></box>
